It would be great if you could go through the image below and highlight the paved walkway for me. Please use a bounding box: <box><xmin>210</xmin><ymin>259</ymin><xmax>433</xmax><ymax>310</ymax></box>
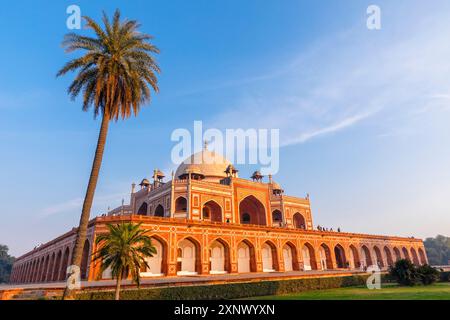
<box><xmin>1</xmin><ymin>269</ymin><xmax>366</xmax><ymax>291</ymax></box>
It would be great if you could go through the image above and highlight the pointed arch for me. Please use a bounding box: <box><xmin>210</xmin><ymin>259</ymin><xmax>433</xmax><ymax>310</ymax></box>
<box><xmin>34</xmin><ymin>259</ymin><xmax>41</xmax><ymax>282</ymax></box>
<box><xmin>384</xmin><ymin>246</ymin><xmax>394</xmax><ymax>267</ymax></box>
<box><xmin>202</xmin><ymin>200</ymin><xmax>222</xmax><ymax>222</ymax></box>
<box><xmin>319</xmin><ymin>243</ymin><xmax>333</xmax><ymax>270</ymax></box>
<box><xmin>239</xmin><ymin>195</ymin><xmax>267</xmax><ymax>226</ymax></box>
<box><xmin>209</xmin><ymin>238</ymin><xmax>231</xmax><ymax>274</ymax></box>
<box><xmin>293</xmin><ymin>212</ymin><xmax>306</xmax><ymax>229</ymax></box>
<box><xmin>393</xmin><ymin>247</ymin><xmax>401</xmax><ymax>261</ymax></box>
<box><xmin>46</xmin><ymin>253</ymin><xmax>55</xmax><ymax>282</ymax></box>
<box><xmin>177</xmin><ymin>237</ymin><xmax>201</xmax><ymax>275</ymax></box>
<box><xmin>361</xmin><ymin>245</ymin><xmax>373</xmax><ymax>268</ymax></box>
<box><xmin>302</xmin><ymin>242</ymin><xmax>317</xmax><ymax>270</ymax></box>
<box><xmin>272</xmin><ymin>210</ymin><xmax>283</xmax><ymax>226</ymax></box>
<box><xmin>41</xmin><ymin>255</ymin><xmax>50</xmax><ymax>282</ymax></box>
<box><xmin>262</xmin><ymin>240</ymin><xmax>279</xmax><ymax>272</ymax></box>
<box><xmin>349</xmin><ymin>244</ymin><xmax>360</xmax><ymax>269</ymax></box>
<box><xmin>282</xmin><ymin>241</ymin><xmax>299</xmax><ymax>271</ymax></box>
<box><xmin>141</xmin><ymin>235</ymin><xmax>168</xmax><ymax>276</ymax></box>
<box><xmin>36</xmin><ymin>257</ymin><xmax>44</xmax><ymax>283</ymax></box>
<box><xmin>410</xmin><ymin>248</ymin><xmax>420</xmax><ymax>265</ymax></box>
<box><xmin>154</xmin><ymin>204</ymin><xmax>165</xmax><ymax>217</ymax></box>
<box><xmin>373</xmin><ymin>246</ymin><xmax>384</xmax><ymax>268</ymax></box>
<box><xmin>418</xmin><ymin>248</ymin><xmax>427</xmax><ymax>265</ymax></box>
<box><xmin>334</xmin><ymin>244</ymin><xmax>347</xmax><ymax>269</ymax></box>
<box><xmin>175</xmin><ymin>197</ymin><xmax>187</xmax><ymax>213</ymax></box>
<box><xmin>53</xmin><ymin>251</ymin><xmax>62</xmax><ymax>281</ymax></box>
<box><xmin>26</xmin><ymin>261</ymin><xmax>32</xmax><ymax>283</ymax></box>
<box><xmin>137</xmin><ymin>202</ymin><xmax>148</xmax><ymax>215</ymax></box>
<box><xmin>60</xmin><ymin>247</ymin><xmax>71</xmax><ymax>281</ymax></box>
<box><xmin>29</xmin><ymin>260</ymin><xmax>35</xmax><ymax>283</ymax></box>
<box><xmin>80</xmin><ymin>239</ymin><xmax>91</xmax><ymax>280</ymax></box>
<box><xmin>402</xmin><ymin>247</ymin><xmax>411</xmax><ymax>261</ymax></box>
<box><xmin>237</xmin><ymin>239</ymin><xmax>256</xmax><ymax>273</ymax></box>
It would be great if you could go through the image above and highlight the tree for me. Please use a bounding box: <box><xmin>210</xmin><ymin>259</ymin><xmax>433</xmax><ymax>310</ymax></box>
<box><xmin>389</xmin><ymin>259</ymin><xmax>440</xmax><ymax>286</ymax></box>
<box><xmin>0</xmin><ymin>245</ymin><xmax>15</xmax><ymax>284</ymax></box>
<box><xmin>93</xmin><ymin>223</ymin><xmax>156</xmax><ymax>300</ymax></box>
<box><xmin>424</xmin><ymin>235</ymin><xmax>450</xmax><ymax>265</ymax></box>
<box><xmin>389</xmin><ymin>259</ymin><xmax>420</xmax><ymax>286</ymax></box>
<box><xmin>417</xmin><ymin>264</ymin><xmax>440</xmax><ymax>285</ymax></box>
<box><xmin>57</xmin><ymin>9</ymin><xmax>160</xmax><ymax>299</ymax></box>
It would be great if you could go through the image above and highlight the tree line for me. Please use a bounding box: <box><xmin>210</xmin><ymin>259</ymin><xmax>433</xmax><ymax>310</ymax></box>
<box><xmin>424</xmin><ymin>234</ymin><xmax>450</xmax><ymax>265</ymax></box>
<box><xmin>0</xmin><ymin>245</ymin><xmax>15</xmax><ymax>284</ymax></box>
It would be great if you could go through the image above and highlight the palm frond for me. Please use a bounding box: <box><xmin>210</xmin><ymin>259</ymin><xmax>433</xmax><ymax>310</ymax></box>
<box><xmin>93</xmin><ymin>222</ymin><xmax>156</xmax><ymax>285</ymax></box>
<box><xmin>57</xmin><ymin>8</ymin><xmax>160</xmax><ymax>121</ymax></box>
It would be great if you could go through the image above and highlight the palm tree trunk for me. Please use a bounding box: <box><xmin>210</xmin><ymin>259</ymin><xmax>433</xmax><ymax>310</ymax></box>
<box><xmin>62</xmin><ymin>113</ymin><xmax>110</xmax><ymax>299</ymax></box>
<box><xmin>115</xmin><ymin>272</ymin><xmax>122</xmax><ymax>300</ymax></box>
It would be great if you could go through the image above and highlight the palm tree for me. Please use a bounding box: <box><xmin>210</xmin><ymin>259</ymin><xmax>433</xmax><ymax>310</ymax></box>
<box><xmin>94</xmin><ymin>222</ymin><xmax>157</xmax><ymax>300</ymax></box>
<box><xmin>57</xmin><ymin>10</ymin><xmax>160</xmax><ymax>299</ymax></box>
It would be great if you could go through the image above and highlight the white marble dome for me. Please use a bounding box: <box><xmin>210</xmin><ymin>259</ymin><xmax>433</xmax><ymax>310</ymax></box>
<box><xmin>175</xmin><ymin>149</ymin><xmax>233</xmax><ymax>181</ymax></box>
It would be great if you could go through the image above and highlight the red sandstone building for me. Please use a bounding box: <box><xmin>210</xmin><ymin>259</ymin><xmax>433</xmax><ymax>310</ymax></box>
<box><xmin>10</xmin><ymin>148</ymin><xmax>427</xmax><ymax>284</ymax></box>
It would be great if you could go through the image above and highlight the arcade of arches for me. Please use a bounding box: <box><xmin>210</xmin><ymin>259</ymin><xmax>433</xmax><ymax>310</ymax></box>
<box><xmin>10</xmin><ymin>217</ymin><xmax>428</xmax><ymax>283</ymax></box>
<box><xmin>9</xmin><ymin>149</ymin><xmax>428</xmax><ymax>284</ymax></box>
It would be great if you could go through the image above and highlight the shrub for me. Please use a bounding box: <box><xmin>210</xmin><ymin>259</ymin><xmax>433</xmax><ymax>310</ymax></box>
<box><xmin>389</xmin><ymin>259</ymin><xmax>442</xmax><ymax>286</ymax></box>
<box><xmin>389</xmin><ymin>259</ymin><xmax>420</xmax><ymax>286</ymax></box>
<box><xmin>417</xmin><ymin>265</ymin><xmax>440</xmax><ymax>285</ymax></box>
<box><xmin>77</xmin><ymin>274</ymin><xmax>370</xmax><ymax>300</ymax></box>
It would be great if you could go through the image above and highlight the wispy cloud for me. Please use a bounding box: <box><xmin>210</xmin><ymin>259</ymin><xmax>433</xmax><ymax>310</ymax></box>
<box><xmin>281</xmin><ymin>111</ymin><xmax>376</xmax><ymax>146</ymax></box>
<box><xmin>203</xmin><ymin>8</ymin><xmax>450</xmax><ymax>148</ymax></box>
<box><xmin>39</xmin><ymin>192</ymin><xmax>128</xmax><ymax>218</ymax></box>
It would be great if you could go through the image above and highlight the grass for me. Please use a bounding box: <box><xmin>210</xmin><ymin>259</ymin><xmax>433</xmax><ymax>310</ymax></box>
<box><xmin>249</xmin><ymin>282</ymin><xmax>450</xmax><ymax>300</ymax></box>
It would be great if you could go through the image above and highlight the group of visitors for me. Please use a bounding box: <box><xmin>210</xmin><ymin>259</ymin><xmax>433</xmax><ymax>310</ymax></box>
<box><xmin>317</xmin><ymin>225</ymin><xmax>341</xmax><ymax>232</ymax></box>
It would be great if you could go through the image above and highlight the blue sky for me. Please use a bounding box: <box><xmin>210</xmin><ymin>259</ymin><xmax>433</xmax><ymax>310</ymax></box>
<box><xmin>1</xmin><ymin>1</ymin><xmax>450</xmax><ymax>256</ymax></box>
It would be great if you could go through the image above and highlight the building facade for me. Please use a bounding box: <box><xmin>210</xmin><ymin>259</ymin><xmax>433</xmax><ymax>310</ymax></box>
<box><xmin>10</xmin><ymin>148</ymin><xmax>427</xmax><ymax>284</ymax></box>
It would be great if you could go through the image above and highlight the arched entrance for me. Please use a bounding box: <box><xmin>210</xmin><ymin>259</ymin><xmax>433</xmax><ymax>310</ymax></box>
<box><xmin>293</xmin><ymin>212</ymin><xmax>306</xmax><ymax>229</ymax></box>
<box><xmin>319</xmin><ymin>244</ymin><xmax>333</xmax><ymax>270</ymax></box>
<box><xmin>80</xmin><ymin>240</ymin><xmax>90</xmax><ymax>280</ymax></box>
<box><xmin>349</xmin><ymin>245</ymin><xmax>360</xmax><ymax>269</ymax></box>
<box><xmin>361</xmin><ymin>245</ymin><xmax>372</xmax><ymax>268</ymax></box>
<box><xmin>410</xmin><ymin>248</ymin><xmax>420</xmax><ymax>265</ymax></box>
<box><xmin>209</xmin><ymin>239</ymin><xmax>230</xmax><ymax>274</ymax></box>
<box><xmin>41</xmin><ymin>256</ymin><xmax>49</xmax><ymax>282</ymax></box>
<box><xmin>154</xmin><ymin>204</ymin><xmax>165</xmax><ymax>217</ymax></box>
<box><xmin>418</xmin><ymin>248</ymin><xmax>426</xmax><ymax>265</ymax></box>
<box><xmin>262</xmin><ymin>241</ymin><xmax>278</xmax><ymax>272</ymax></box>
<box><xmin>102</xmin><ymin>263</ymin><xmax>113</xmax><ymax>279</ymax></box>
<box><xmin>402</xmin><ymin>247</ymin><xmax>410</xmax><ymax>261</ymax></box>
<box><xmin>202</xmin><ymin>201</ymin><xmax>222</xmax><ymax>222</ymax></box>
<box><xmin>373</xmin><ymin>246</ymin><xmax>384</xmax><ymax>268</ymax></box>
<box><xmin>282</xmin><ymin>242</ymin><xmax>298</xmax><ymax>271</ymax></box>
<box><xmin>175</xmin><ymin>197</ymin><xmax>187</xmax><ymax>213</ymax></box>
<box><xmin>384</xmin><ymin>246</ymin><xmax>394</xmax><ymax>267</ymax></box>
<box><xmin>53</xmin><ymin>251</ymin><xmax>62</xmax><ymax>281</ymax></box>
<box><xmin>177</xmin><ymin>238</ymin><xmax>200</xmax><ymax>275</ymax></box>
<box><xmin>239</xmin><ymin>196</ymin><xmax>267</xmax><ymax>226</ymax></box>
<box><xmin>59</xmin><ymin>247</ymin><xmax>70</xmax><ymax>281</ymax></box>
<box><xmin>137</xmin><ymin>202</ymin><xmax>148</xmax><ymax>215</ymax></box>
<box><xmin>46</xmin><ymin>253</ymin><xmax>55</xmax><ymax>282</ymax></box>
<box><xmin>36</xmin><ymin>258</ymin><xmax>43</xmax><ymax>283</ymax></box>
<box><xmin>272</xmin><ymin>210</ymin><xmax>283</xmax><ymax>226</ymax></box>
<box><xmin>302</xmin><ymin>243</ymin><xmax>317</xmax><ymax>270</ymax></box>
<box><xmin>237</xmin><ymin>240</ymin><xmax>255</xmax><ymax>273</ymax></box>
<box><xmin>393</xmin><ymin>247</ymin><xmax>401</xmax><ymax>261</ymax></box>
<box><xmin>334</xmin><ymin>244</ymin><xmax>347</xmax><ymax>268</ymax></box>
<box><xmin>141</xmin><ymin>237</ymin><xmax>166</xmax><ymax>276</ymax></box>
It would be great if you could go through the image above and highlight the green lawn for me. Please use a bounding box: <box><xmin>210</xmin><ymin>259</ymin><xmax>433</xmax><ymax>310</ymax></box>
<box><xmin>251</xmin><ymin>283</ymin><xmax>450</xmax><ymax>300</ymax></box>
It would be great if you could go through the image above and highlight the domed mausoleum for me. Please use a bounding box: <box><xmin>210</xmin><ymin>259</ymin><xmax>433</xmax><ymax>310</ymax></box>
<box><xmin>10</xmin><ymin>146</ymin><xmax>427</xmax><ymax>283</ymax></box>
